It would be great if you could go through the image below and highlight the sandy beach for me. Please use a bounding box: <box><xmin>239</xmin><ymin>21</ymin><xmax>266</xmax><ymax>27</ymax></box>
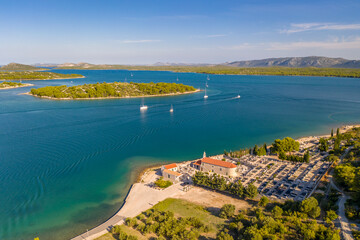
<box><xmin>25</xmin><ymin>89</ymin><xmax>201</xmax><ymax>100</ymax></box>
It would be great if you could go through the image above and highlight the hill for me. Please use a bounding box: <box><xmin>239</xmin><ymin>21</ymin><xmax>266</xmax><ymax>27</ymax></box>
<box><xmin>224</xmin><ymin>56</ymin><xmax>360</xmax><ymax>68</ymax></box>
<box><xmin>0</xmin><ymin>63</ymin><xmax>47</xmax><ymax>71</ymax></box>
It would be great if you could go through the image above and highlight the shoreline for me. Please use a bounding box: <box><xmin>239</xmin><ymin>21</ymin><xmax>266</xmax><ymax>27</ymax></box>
<box><xmin>0</xmin><ymin>76</ymin><xmax>85</xmax><ymax>81</ymax></box>
<box><xmin>71</xmin><ymin>123</ymin><xmax>360</xmax><ymax>240</ymax></box>
<box><xmin>0</xmin><ymin>83</ymin><xmax>34</xmax><ymax>90</ymax></box>
<box><xmin>25</xmin><ymin>89</ymin><xmax>201</xmax><ymax>100</ymax></box>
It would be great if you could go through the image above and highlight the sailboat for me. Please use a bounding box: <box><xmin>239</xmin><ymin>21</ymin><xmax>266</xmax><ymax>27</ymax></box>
<box><xmin>170</xmin><ymin>104</ymin><xmax>174</xmax><ymax>113</ymax></box>
<box><xmin>131</xmin><ymin>72</ymin><xmax>133</xmax><ymax>77</ymax></box>
<box><xmin>206</xmin><ymin>82</ymin><xmax>209</xmax><ymax>88</ymax></box>
<box><xmin>176</xmin><ymin>76</ymin><xmax>179</xmax><ymax>81</ymax></box>
<box><xmin>140</xmin><ymin>98</ymin><xmax>148</xmax><ymax>111</ymax></box>
<box><xmin>207</xmin><ymin>75</ymin><xmax>210</xmax><ymax>81</ymax></box>
<box><xmin>124</xmin><ymin>77</ymin><xmax>127</xmax><ymax>83</ymax></box>
<box><xmin>236</xmin><ymin>94</ymin><xmax>241</xmax><ymax>98</ymax></box>
<box><xmin>204</xmin><ymin>88</ymin><xmax>208</xmax><ymax>99</ymax></box>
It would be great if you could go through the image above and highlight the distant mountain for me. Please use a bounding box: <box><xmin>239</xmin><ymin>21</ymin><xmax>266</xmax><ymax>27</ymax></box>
<box><xmin>0</xmin><ymin>63</ymin><xmax>46</xmax><ymax>71</ymax></box>
<box><xmin>223</xmin><ymin>56</ymin><xmax>360</xmax><ymax>68</ymax></box>
<box><xmin>151</xmin><ymin>62</ymin><xmax>211</xmax><ymax>66</ymax></box>
<box><xmin>57</xmin><ymin>62</ymin><xmax>95</xmax><ymax>68</ymax></box>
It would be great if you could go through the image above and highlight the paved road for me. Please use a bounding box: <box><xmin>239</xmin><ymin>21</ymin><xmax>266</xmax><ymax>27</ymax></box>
<box><xmin>330</xmin><ymin>147</ymin><xmax>354</xmax><ymax>240</ymax></box>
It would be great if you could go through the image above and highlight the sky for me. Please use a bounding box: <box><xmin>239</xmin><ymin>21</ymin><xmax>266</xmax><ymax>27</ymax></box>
<box><xmin>1</xmin><ymin>0</ymin><xmax>360</xmax><ymax>64</ymax></box>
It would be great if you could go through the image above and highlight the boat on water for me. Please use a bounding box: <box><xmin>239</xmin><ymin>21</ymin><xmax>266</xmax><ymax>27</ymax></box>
<box><xmin>140</xmin><ymin>105</ymin><xmax>148</xmax><ymax>111</ymax></box>
<box><xmin>236</xmin><ymin>94</ymin><xmax>241</xmax><ymax>98</ymax></box>
<box><xmin>176</xmin><ymin>77</ymin><xmax>179</xmax><ymax>81</ymax></box>
<box><xmin>140</xmin><ymin>99</ymin><xmax>148</xmax><ymax>111</ymax></box>
<box><xmin>131</xmin><ymin>73</ymin><xmax>133</xmax><ymax>77</ymax></box>
<box><xmin>170</xmin><ymin>104</ymin><xmax>174</xmax><ymax>113</ymax></box>
<box><xmin>207</xmin><ymin>75</ymin><xmax>210</xmax><ymax>81</ymax></box>
<box><xmin>204</xmin><ymin>88</ymin><xmax>208</xmax><ymax>99</ymax></box>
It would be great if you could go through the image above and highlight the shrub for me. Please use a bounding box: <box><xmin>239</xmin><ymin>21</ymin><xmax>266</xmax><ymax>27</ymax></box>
<box><xmin>219</xmin><ymin>204</ymin><xmax>236</xmax><ymax>219</ymax></box>
<box><xmin>271</xmin><ymin>206</ymin><xmax>283</xmax><ymax>218</ymax></box>
<box><xmin>216</xmin><ymin>231</ymin><xmax>234</xmax><ymax>240</ymax></box>
<box><xmin>325</xmin><ymin>210</ymin><xmax>338</xmax><ymax>221</ymax></box>
<box><xmin>154</xmin><ymin>177</ymin><xmax>173</xmax><ymax>188</ymax></box>
<box><xmin>259</xmin><ymin>196</ymin><xmax>269</xmax><ymax>207</ymax></box>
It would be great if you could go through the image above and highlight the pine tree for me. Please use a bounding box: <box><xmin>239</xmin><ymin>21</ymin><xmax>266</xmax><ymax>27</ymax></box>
<box><xmin>336</xmin><ymin>128</ymin><xmax>340</xmax><ymax>136</ymax></box>
<box><xmin>331</xmin><ymin>129</ymin><xmax>334</xmax><ymax>137</ymax></box>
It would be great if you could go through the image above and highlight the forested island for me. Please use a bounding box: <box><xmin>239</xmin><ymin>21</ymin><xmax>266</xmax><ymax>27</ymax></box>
<box><xmin>57</xmin><ymin>64</ymin><xmax>360</xmax><ymax>78</ymax></box>
<box><xmin>0</xmin><ymin>81</ymin><xmax>33</xmax><ymax>89</ymax></box>
<box><xmin>0</xmin><ymin>71</ymin><xmax>84</xmax><ymax>80</ymax></box>
<box><xmin>29</xmin><ymin>82</ymin><xmax>198</xmax><ymax>99</ymax></box>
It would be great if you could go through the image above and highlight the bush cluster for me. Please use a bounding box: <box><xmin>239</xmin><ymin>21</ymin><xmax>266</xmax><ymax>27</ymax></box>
<box><xmin>192</xmin><ymin>172</ymin><xmax>258</xmax><ymax>199</ymax></box>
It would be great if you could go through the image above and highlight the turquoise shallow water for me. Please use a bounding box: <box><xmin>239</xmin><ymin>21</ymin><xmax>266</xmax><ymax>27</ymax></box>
<box><xmin>0</xmin><ymin>70</ymin><xmax>360</xmax><ymax>239</ymax></box>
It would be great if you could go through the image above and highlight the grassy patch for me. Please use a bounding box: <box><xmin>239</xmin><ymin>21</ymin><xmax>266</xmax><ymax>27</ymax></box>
<box><xmin>152</xmin><ymin>198</ymin><xmax>225</xmax><ymax>230</ymax></box>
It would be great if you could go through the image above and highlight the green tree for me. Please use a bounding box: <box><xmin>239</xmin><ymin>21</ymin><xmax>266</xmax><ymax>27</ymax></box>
<box><xmin>259</xmin><ymin>196</ymin><xmax>269</xmax><ymax>207</ymax></box>
<box><xmin>245</xmin><ymin>183</ymin><xmax>258</xmax><ymax>199</ymax></box>
<box><xmin>336</xmin><ymin>128</ymin><xmax>340</xmax><ymax>136</ymax></box>
<box><xmin>319</xmin><ymin>138</ymin><xmax>329</xmax><ymax>152</ymax></box>
<box><xmin>304</xmin><ymin>151</ymin><xmax>310</xmax><ymax>163</ymax></box>
<box><xmin>271</xmin><ymin>137</ymin><xmax>300</xmax><ymax>154</ymax></box>
<box><xmin>334</xmin><ymin>164</ymin><xmax>356</xmax><ymax>190</ymax></box>
<box><xmin>300</xmin><ymin>197</ymin><xmax>321</xmax><ymax>219</ymax></box>
<box><xmin>219</xmin><ymin>204</ymin><xmax>236</xmax><ymax>218</ymax></box>
<box><xmin>271</xmin><ymin>206</ymin><xmax>283</xmax><ymax>218</ymax></box>
<box><xmin>216</xmin><ymin>231</ymin><xmax>234</xmax><ymax>240</ymax></box>
<box><xmin>331</xmin><ymin>129</ymin><xmax>334</xmax><ymax>138</ymax></box>
<box><xmin>325</xmin><ymin>210</ymin><xmax>338</xmax><ymax>221</ymax></box>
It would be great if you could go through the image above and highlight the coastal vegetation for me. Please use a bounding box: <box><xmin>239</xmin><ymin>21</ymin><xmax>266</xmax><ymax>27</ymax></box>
<box><xmin>30</xmin><ymin>82</ymin><xmax>197</xmax><ymax>99</ymax></box>
<box><xmin>57</xmin><ymin>64</ymin><xmax>360</xmax><ymax>78</ymax></box>
<box><xmin>0</xmin><ymin>81</ymin><xmax>30</xmax><ymax>89</ymax></box>
<box><xmin>332</xmin><ymin>127</ymin><xmax>360</xmax><ymax>221</ymax></box>
<box><xmin>192</xmin><ymin>172</ymin><xmax>258</xmax><ymax>199</ymax></box>
<box><xmin>0</xmin><ymin>71</ymin><xmax>83</xmax><ymax>80</ymax></box>
<box><xmin>98</xmin><ymin>196</ymin><xmax>340</xmax><ymax>240</ymax></box>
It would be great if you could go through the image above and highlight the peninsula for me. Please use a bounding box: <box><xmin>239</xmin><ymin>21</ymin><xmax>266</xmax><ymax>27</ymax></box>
<box><xmin>0</xmin><ymin>71</ymin><xmax>84</xmax><ymax>81</ymax></box>
<box><xmin>74</xmin><ymin>125</ymin><xmax>360</xmax><ymax>240</ymax></box>
<box><xmin>0</xmin><ymin>81</ymin><xmax>34</xmax><ymax>89</ymax></box>
<box><xmin>29</xmin><ymin>82</ymin><xmax>198</xmax><ymax>99</ymax></box>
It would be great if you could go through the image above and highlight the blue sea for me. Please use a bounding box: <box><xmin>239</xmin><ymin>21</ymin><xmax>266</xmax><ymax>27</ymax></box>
<box><xmin>0</xmin><ymin>69</ymin><xmax>359</xmax><ymax>239</ymax></box>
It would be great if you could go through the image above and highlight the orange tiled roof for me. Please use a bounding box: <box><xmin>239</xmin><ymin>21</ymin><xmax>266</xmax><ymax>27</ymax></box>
<box><xmin>202</xmin><ymin>157</ymin><xmax>236</xmax><ymax>168</ymax></box>
<box><xmin>164</xmin><ymin>163</ymin><xmax>177</xmax><ymax>169</ymax></box>
<box><xmin>193</xmin><ymin>160</ymin><xmax>202</xmax><ymax>166</ymax></box>
<box><xmin>163</xmin><ymin>169</ymin><xmax>182</xmax><ymax>176</ymax></box>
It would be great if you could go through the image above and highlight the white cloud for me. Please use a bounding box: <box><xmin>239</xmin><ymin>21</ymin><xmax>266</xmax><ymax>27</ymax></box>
<box><xmin>205</xmin><ymin>34</ymin><xmax>227</xmax><ymax>38</ymax></box>
<box><xmin>267</xmin><ymin>37</ymin><xmax>360</xmax><ymax>50</ymax></box>
<box><xmin>121</xmin><ymin>39</ymin><xmax>161</xmax><ymax>44</ymax></box>
<box><xmin>282</xmin><ymin>23</ymin><xmax>360</xmax><ymax>33</ymax></box>
<box><xmin>220</xmin><ymin>37</ymin><xmax>360</xmax><ymax>52</ymax></box>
